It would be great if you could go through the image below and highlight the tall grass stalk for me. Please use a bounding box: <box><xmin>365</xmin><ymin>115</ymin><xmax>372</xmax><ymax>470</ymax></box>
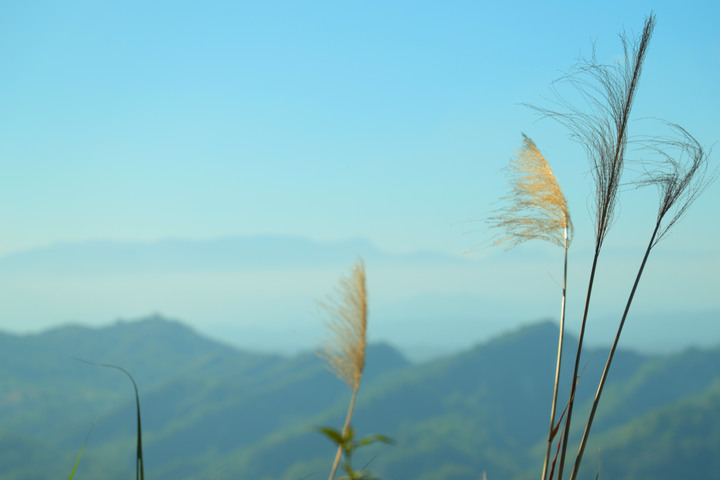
<box><xmin>567</xmin><ymin>125</ymin><xmax>714</xmax><ymax>480</ymax></box>
<box><xmin>317</xmin><ymin>259</ymin><xmax>368</xmax><ymax>480</ymax></box>
<box><xmin>542</xmin><ymin>226</ymin><xmax>569</xmax><ymax>480</ymax></box>
<box><xmin>487</xmin><ymin>134</ymin><xmax>572</xmax><ymax>480</ymax></box>
<box><xmin>533</xmin><ymin>15</ymin><xmax>657</xmax><ymax>478</ymax></box>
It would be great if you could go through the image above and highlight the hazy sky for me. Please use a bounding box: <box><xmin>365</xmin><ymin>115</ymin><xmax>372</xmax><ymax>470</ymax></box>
<box><xmin>0</xmin><ymin>2</ymin><xmax>718</xmax><ymax>353</ymax></box>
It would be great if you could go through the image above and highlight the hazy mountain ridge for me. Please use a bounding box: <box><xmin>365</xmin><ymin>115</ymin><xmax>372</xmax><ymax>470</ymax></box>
<box><xmin>0</xmin><ymin>236</ymin><xmax>463</xmax><ymax>274</ymax></box>
<box><xmin>0</xmin><ymin>316</ymin><xmax>718</xmax><ymax>479</ymax></box>
<box><xmin>2</xmin><ymin>235</ymin><xmax>717</xmax><ymax>360</ymax></box>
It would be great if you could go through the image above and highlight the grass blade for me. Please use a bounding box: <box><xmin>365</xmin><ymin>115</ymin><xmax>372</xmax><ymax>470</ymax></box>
<box><xmin>68</xmin><ymin>420</ymin><xmax>96</xmax><ymax>480</ymax></box>
<box><xmin>74</xmin><ymin>358</ymin><xmax>144</xmax><ymax>480</ymax></box>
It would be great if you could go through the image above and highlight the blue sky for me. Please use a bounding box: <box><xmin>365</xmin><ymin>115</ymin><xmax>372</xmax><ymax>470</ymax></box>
<box><xmin>0</xmin><ymin>2</ymin><xmax>718</xmax><ymax>353</ymax></box>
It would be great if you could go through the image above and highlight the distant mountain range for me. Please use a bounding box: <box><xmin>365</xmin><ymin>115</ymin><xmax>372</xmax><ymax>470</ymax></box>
<box><xmin>1</xmin><ymin>315</ymin><xmax>718</xmax><ymax>479</ymax></box>
<box><xmin>2</xmin><ymin>235</ymin><xmax>719</xmax><ymax>358</ymax></box>
<box><xmin>0</xmin><ymin>236</ymin><xmax>462</xmax><ymax>274</ymax></box>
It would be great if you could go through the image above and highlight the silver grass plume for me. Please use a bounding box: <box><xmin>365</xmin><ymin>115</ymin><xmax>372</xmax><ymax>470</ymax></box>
<box><xmin>318</xmin><ymin>259</ymin><xmax>367</xmax><ymax>480</ymax></box>
<box><xmin>532</xmin><ymin>14</ymin><xmax>656</xmax><ymax>249</ymax></box>
<box><xmin>318</xmin><ymin>259</ymin><xmax>367</xmax><ymax>391</ymax></box>
<box><xmin>635</xmin><ymin>122</ymin><xmax>716</xmax><ymax>246</ymax></box>
<box><xmin>488</xmin><ymin>134</ymin><xmax>572</xmax><ymax>480</ymax></box>
<box><xmin>489</xmin><ymin>134</ymin><xmax>573</xmax><ymax>248</ymax></box>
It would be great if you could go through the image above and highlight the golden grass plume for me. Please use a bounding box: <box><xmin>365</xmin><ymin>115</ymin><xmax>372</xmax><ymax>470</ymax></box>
<box><xmin>317</xmin><ymin>259</ymin><xmax>367</xmax><ymax>391</ymax></box>
<box><xmin>489</xmin><ymin>134</ymin><xmax>573</xmax><ymax>249</ymax></box>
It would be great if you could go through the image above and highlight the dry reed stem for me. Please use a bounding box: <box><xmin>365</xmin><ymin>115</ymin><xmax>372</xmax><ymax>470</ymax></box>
<box><xmin>567</xmin><ymin>124</ymin><xmax>714</xmax><ymax>480</ymax></box>
<box><xmin>553</xmin><ymin>15</ymin><xmax>656</xmax><ymax>479</ymax></box>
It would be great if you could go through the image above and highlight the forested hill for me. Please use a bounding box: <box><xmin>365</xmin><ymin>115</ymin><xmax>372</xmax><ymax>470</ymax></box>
<box><xmin>0</xmin><ymin>315</ymin><xmax>718</xmax><ymax>479</ymax></box>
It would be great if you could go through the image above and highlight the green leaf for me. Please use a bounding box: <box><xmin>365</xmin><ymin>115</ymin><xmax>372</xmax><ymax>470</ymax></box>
<box><xmin>315</xmin><ymin>426</ymin><xmax>344</xmax><ymax>445</ymax></box>
<box><xmin>356</xmin><ymin>434</ymin><xmax>395</xmax><ymax>447</ymax></box>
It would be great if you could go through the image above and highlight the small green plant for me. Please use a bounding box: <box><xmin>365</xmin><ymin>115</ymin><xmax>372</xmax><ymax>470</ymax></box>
<box><xmin>316</xmin><ymin>426</ymin><xmax>394</xmax><ymax>480</ymax></box>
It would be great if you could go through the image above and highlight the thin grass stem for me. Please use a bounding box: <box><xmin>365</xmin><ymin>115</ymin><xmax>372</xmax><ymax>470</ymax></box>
<box><xmin>568</xmin><ymin>220</ymin><xmax>658</xmax><ymax>480</ymax></box>
<box><xmin>553</xmin><ymin>15</ymin><xmax>656</xmax><ymax>479</ymax></box>
<box><xmin>541</xmin><ymin>226</ymin><xmax>570</xmax><ymax>480</ymax></box>
<box><xmin>328</xmin><ymin>387</ymin><xmax>359</xmax><ymax>480</ymax></box>
<box><xmin>556</xmin><ymin>247</ymin><xmax>600</xmax><ymax>480</ymax></box>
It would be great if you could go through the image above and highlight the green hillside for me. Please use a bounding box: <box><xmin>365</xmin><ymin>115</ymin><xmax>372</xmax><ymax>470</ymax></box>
<box><xmin>574</xmin><ymin>379</ymin><xmax>720</xmax><ymax>479</ymax></box>
<box><xmin>0</xmin><ymin>316</ymin><xmax>718</xmax><ymax>479</ymax></box>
